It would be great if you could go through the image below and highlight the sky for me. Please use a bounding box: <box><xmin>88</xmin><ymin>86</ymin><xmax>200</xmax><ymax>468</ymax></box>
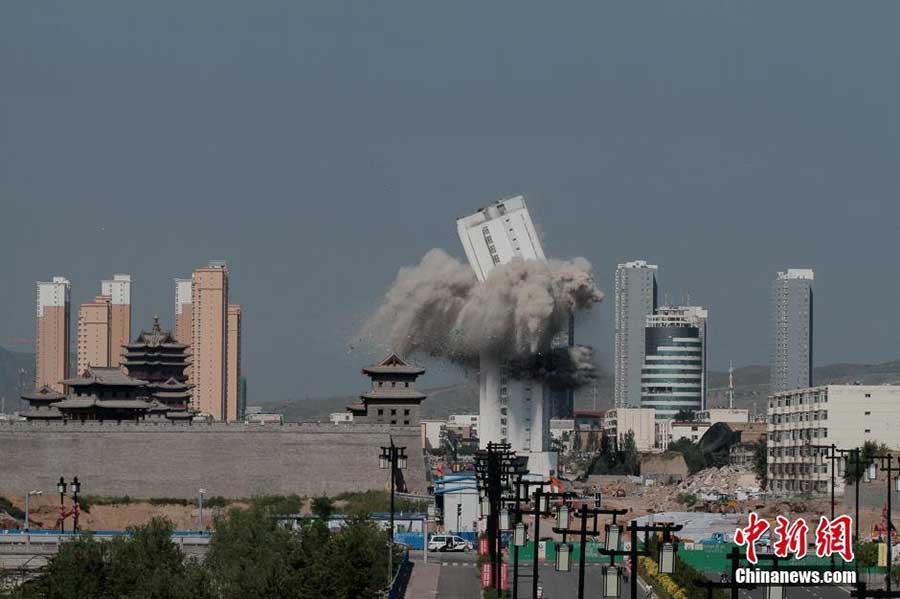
<box><xmin>1</xmin><ymin>1</ymin><xmax>897</xmax><ymax>401</ymax></box>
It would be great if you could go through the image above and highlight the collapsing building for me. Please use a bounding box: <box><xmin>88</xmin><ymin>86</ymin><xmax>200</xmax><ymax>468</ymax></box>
<box><xmin>456</xmin><ymin>196</ymin><xmax>557</xmax><ymax>476</ymax></box>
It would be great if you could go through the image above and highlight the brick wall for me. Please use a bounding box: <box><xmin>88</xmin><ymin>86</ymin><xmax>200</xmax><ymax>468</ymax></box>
<box><xmin>0</xmin><ymin>422</ymin><xmax>425</xmax><ymax>499</ymax></box>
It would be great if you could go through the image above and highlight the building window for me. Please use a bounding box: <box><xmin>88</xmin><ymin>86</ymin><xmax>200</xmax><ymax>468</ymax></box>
<box><xmin>391</xmin><ymin>409</ymin><xmax>397</xmax><ymax>415</ymax></box>
<box><xmin>404</xmin><ymin>420</ymin><xmax>410</xmax><ymax>425</ymax></box>
<box><xmin>391</xmin><ymin>420</ymin><xmax>397</xmax><ymax>425</ymax></box>
<box><xmin>378</xmin><ymin>409</ymin><xmax>384</xmax><ymax>416</ymax></box>
<box><xmin>404</xmin><ymin>409</ymin><xmax>410</xmax><ymax>416</ymax></box>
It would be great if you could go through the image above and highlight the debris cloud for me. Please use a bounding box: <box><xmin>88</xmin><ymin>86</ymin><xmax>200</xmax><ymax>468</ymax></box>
<box><xmin>358</xmin><ymin>248</ymin><xmax>604</xmax><ymax>385</ymax></box>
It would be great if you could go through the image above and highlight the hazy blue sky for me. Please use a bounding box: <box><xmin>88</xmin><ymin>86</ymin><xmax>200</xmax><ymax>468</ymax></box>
<box><xmin>1</xmin><ymin>2</ymin><xmax>897</xmax><ymax>401</ymax></box>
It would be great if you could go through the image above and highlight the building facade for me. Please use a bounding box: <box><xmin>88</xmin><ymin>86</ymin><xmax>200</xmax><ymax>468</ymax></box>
<box><xmin>226</xmin><ymin>304</ymin><xmax>242</xmax><ymax>422</ymax></box>
<box><xmin>77</xmin><ymin>295</ymin><xmax>111</xmax><ymax>374</ymax></box>
<box><xmin>770</xmin><ymin>269</ymin><xmax>814</xmax><ymax>393</ymax></box>
<box><xmin>174</xmin><ymin>278</ymin><xmax>193</xmax><ymax>346</ymax></box>
<box><xmin>190</xmin><ymin>262</ymin><xmax>229</xmax><ymax>420</ymax></box>
<box><xmin>614</xmin><ymin>261</ymin><xmax>658</xmax><ymax>409</ymax></box>
<box><xmin>604</xmin><ymin>407</ymin><xmax>656</xmax><ymax>452</ymax></box>
<box><xmin>35</xmin><ymin>277</ymin><xmax>71</xmax><ymax>393</ymax></box>
<box><xmin>640</xmin><ymin>308</ymin><xmax>703</xmax><ymax>420</ymax></box>
<box><xmin>346</xmin><ymin>354</ymin><xmax>427</xmax><ymax>426</ymax></box>
<box><xmin>456</xmin><ymin>196</ymin><xmax>556</xmax><ymax>476</ymax></box>
<box><xmin>100</xmin><ymin>274</ymin><xmax>132</xmax><ymax>368</ymax></box>
<box><xmin>767</xmin><ymin>386</ymin><xmax>900</xmax><ymax>494</ymax></box>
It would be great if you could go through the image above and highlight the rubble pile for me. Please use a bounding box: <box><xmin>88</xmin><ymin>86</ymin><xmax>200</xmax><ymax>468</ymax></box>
<box><xmin>677</xmin><ymin>465</ymin><xmax>761</xmax><ymax>499</ymax></box>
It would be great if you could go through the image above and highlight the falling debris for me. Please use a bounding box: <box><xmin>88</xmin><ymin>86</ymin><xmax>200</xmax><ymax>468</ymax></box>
<box><xmin>358</xmin><ymin>248</ymin><xmax>603</xmax><ymax>385</ymax></box>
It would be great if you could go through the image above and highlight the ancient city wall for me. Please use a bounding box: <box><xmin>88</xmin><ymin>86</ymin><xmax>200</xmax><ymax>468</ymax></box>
<box><xmin>0</xmin><ymin>422</ymin><xmax>425</xmax><ymax>499</ymax></box>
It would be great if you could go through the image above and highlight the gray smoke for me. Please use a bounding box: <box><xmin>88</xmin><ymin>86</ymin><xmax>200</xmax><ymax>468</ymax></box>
<box><xmin>358</xmin><ymin>248</ymin><xmax>604</xmax><ymax>386</ymax></box>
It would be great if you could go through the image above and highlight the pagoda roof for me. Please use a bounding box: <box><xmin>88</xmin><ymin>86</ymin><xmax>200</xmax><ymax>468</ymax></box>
<box><xmin>125</xmin><ymin>317</ymin><xmax>188</xmax><ymax>349</ymax></box>
<box><xmin>21</xmin><ymin>386</ymin><xmax>66</xmax><ymax>401</ymax></box>
<box><xmin>362</xmin><ymin>353</ymin><xmax>425</xmax><ymax>376</ymax></box>
<box><xmin>21</xmin><ymin>408</ymin><xmax>63</xmax><ymax>419</ymax></box>
<box><xmin>53</xmin><ymin>397</ymin><xmax>153</xmax><ymax>410</ymax></box>
<box><xmin>361</xmin><ymin>388</ymin><xmax>427</xmax><ymax>401</ymax></box>
<box><xmin>62</xmin><ymin>367</ymin><xmax>147</xmax><ymax>387</ymax></box>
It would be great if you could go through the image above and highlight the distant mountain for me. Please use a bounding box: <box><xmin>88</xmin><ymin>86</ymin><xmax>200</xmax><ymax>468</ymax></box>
<box><xmin>707</xmin><ymin>360</ymin><xmax>900</xmax><ymax>416</ymax></box>
<box><xmin>0</xmin><ymin>346</ymin><xmax>34</xmax><ymax>412</ymax></box>
<box><xmin>256</xmin><ymin>359</ymin><xmax>900</xmax><ymax>422</ymax></box>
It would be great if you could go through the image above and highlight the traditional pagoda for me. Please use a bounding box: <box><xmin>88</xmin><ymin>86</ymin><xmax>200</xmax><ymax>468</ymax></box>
<box><xmin>121</xmin><ymin>316</ymin><xmax>192</xmax><ymax>414</ymax></box>
<box><xmin>346</xmin><ymin>353</ymin><xmax>426</xmax><ymax>426</ymax></box>
<box><xmin>19</xmin><ymin>386</ymin><xmax>65</xmax><ymax>420</ymax></box>
<box><xmin>52</xmin><ymin>366</ymin><xmax>153</xmax><ymax>421</ymax></box>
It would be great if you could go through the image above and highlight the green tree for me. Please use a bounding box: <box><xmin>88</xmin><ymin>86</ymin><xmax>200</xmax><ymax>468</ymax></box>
<box><xmin>668</xmin><ymin>438</ymin><xmax>706</xmax><ymax>474</ymax></box>
<box><xmin>311</xmin><ymin>495</ymin><xmax>335</xmax><ymax>521</ymax></box>
<box><xmin>10</xmin><ymin>518</ymin><xmax>214</xmax><ymax>599</ymax></box>
<box><xmin>752</xmin><ymin>440</ymin><xmax>768</xmax><ymax>489</ymax></box>
<box><xmin>205</xmin><ymin>506</ymin><xmax>304</xmax><ymax>599</ymax></box>
<box><xmin>674</xmin><ymin>409</ymin><xmax>696</xmax><ymax>421</ymax></box>
<box><xmin>844</xmin><ymin>441</ymin><xmax>883</xmax><ymax>484</ymax></box>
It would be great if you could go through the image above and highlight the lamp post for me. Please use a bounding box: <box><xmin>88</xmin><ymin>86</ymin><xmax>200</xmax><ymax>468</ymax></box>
<box><xmin>867</xmin><ymin>454</ymin><xmax>900</xmax><ymax>593</ymax></box>
<box><xmin>552</xmin><ymin>499</ymin><xmax>627</xmax><ymax>599</ymax></box>
<box><xmin>380</xmin><ymin>437</ymin><xmax>407</xmax><ymax>590</ymax></box>
<box><xmin>599</xmin><ymin>519</ymin><xmax>684</xmax><ymax>599</ymax></box>
<box><xmin>70</xmin><ymin>477</ymin><xmax>81</xmax><ymax>532</ymax></box>
<box><xmin>474</xmin><ymin>442</ymin><xmax>522</xmax><ymax>595</ymax></box>
<box><xmin>198</xmin><ymin>488</ymin><xmax>206</xmax><ymax>532</ymax></box>
<box><xmin>56</xmin><ymin>477</ymin><xmax>66</xmax><ymax>533</ymax></box>
<box><xmin>25</xmin><ymin>490</ymin><xmax>42</xmax><ymax>531</ymax></box>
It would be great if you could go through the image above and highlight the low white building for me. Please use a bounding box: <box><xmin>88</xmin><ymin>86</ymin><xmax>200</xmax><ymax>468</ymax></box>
<box><xmin>696</xmin><ymin>409</ymin><xmax>749</xmax><ymax>425</ymax></box>
<box><xmin>767</xmin><ymin>385</ymin><xmax>900</xmax><ymax>494</ymax></box>
<box><xmin>329</xmin><ymin>412</ymin><xmax>353</xmax><ymax>424</ymax></box>
<box><xmin>655</xmin><ymin>419</ymin><xmax>711</xmax><ymax>450</ymax></box>
<box><xmin>434</xmin><ymin>474</ymin><xmax>479</xmax><ymax>533</ymax></box>
<box><xmin>604</xmin><ymin>408</ymin><xmax>656</xmax><ymax>452</ymax></box>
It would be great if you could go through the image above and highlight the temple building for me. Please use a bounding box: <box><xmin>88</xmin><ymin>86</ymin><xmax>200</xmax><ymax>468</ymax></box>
<box><xmin>347</xmin><ymin>354</ymin><xmax>427</xmax><ymax>426</ymax></box>
<box><xmin>121</xmin><ymin>316</ymin><xmax>192</xmax><ymax>412</ymax></box>
<box><xmin>20</xmin><ymin>318</ymin><xmax>195</xmax><ymax>423</ymax></box>
<box><xmin>19</xmin><ymin>386</ymin><xmax>66</xmax><ymax>420</ymax></box>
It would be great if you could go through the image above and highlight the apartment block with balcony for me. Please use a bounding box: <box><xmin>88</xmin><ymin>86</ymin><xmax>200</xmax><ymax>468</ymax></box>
<box><xmin>766</xmin><ymin>385</ymin><xmax>900</xmax><ymax>495</ymax></box>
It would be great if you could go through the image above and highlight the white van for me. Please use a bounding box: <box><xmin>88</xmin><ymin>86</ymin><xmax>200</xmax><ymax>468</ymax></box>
<box><xmin>427</xmin><ymin>534</ymin><xmax>472</xmax><ymax>552</ymax></box>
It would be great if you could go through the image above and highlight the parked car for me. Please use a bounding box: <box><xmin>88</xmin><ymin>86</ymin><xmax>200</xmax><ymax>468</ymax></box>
<box><xmin>427</xmin><ymin>534</ymin><xmax>473</xmax><ymax>552</ymax></box>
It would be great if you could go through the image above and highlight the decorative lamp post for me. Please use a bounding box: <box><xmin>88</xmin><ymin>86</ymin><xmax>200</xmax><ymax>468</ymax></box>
<box><xmin>602</xmin><ymin>565</ymin><xmax>622</xmax><ymax>598</ymax></box>
<box><xmin>557</xmin><ymin>504</ymin><xmax>570</xmax><ymax>530</ymax></box>
<box><xmin>57</xmin><ymin>477</ymin><xmax>66</xmax><ymax>533</ymax></box>
<box><xmin>556</xmin><ymin>542</ymin><xmax>572</xmax><ymax>572</ymax></box>
<box><xmin>659</xmin><ymin>542</ymin><xmax>676</xmax><ymax>574</ymax></box>
<box><xmin>25</xmin><ymin>490</ymin><xmax>42</xmax><ymax>531</ymax></box>
<box><xmin>606</xmin><ymin>523</ymin><xmax>621</xmax><ymax>551</ymax></box>
<box><xmin>514</xmin><ymin>522</ymin><xmax>527</xmax><ymax>547</ymax></box>
<box><xmin>499</xmin><ymin>508</ymin><xmax>511</xmax><ymax>531</ymax></box>
<box><xmin>70</xmin><ymin>477</ymin><xmax>81</xmax><ymax>532</ymax></box>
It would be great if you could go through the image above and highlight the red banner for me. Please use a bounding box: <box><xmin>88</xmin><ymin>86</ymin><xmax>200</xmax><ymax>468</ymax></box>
<box><xmin>478</xmin><ymin>537</ymin><xmax>489</xmax><ymax>555</ymax></box>
<box><xmin>501</xmin><ymin>562</ymin><xmax>509</xmax><ymax>590</ymax></box>
<box><xmin>481</xmin><ymin>564</ymin><xmax>491</xmax><ymax>588</ymax></box>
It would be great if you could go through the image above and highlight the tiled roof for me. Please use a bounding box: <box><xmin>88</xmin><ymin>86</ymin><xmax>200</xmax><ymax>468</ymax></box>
<box><xmin>362</xmin><ymin>353</ymin><xmax>425</xmax><ymax>376</ymax></box>
<box><xmin>61</xmin><ymin>367</ymin><xmax>147</xmax><ymax>387</ymax></box>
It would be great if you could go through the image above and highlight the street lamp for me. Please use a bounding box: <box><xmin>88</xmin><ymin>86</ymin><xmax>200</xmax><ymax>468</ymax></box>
<box><xmin>499</xmin><ymin>508</ymin><xmax>511</xmax><ymax>531</ymax></box>
<box><xmin>25</xmin><ymin>490</ymin><xmax>42</xmax><ymax>531</ymax></box>
<box><xmin>556</xmin><ymin>542</ymin><xmax>572</xmax><ymax>572</ymax></box>
<box><xmin>766</xmin><ymin>584</ymin><xmax>785</xmax><ymax>599</ymax></box>
<box><xmin>602</xmin><ymin>565</ymin><xmax>622</xmax><ymax>598</ymax></box>
<box><xmin>659</xmin><ymin>542</ymin><xmax>676</xmax><ymax>574</ymax></box>
<box><xmin>480</xmin><ymin>496</ymin><xmax>491</xmax><ymax>517</ymax></box>
<box><xmin>606</xmin><ymin>523</ymin><xmax>621</xmax><ymax>551</ymax></box>
<box><xmin>866</xmin><ymin>463</ymin><xmax>877</xmax><ymax>482</ymax></box>
<box><xmin>556</xmin><ymin>504</ymin><xmax>570</xmax><ymax>530</ymax></box>
<box><xmin>594</xmin><ymin>492</ymin><xmax>602</xmax><ymax>508</ymax></box>
<box><xmin>514</xmin><ymin>522</ymin><xmax>527</xmax><ymax>547</ymax></box>
<box><xmin>70</xmin><ymin>477</ymin><xmax>82</xmax><ymax>532</ymax></box>
<box><xmin>57</xmin><ymin>477</ymin><xmax>66</xmax><ymax>533</ymax></box>
<box><xmin>379</xmin><ymin>437</ymin><xmax>407</xmax><ymax>592</ymax></box>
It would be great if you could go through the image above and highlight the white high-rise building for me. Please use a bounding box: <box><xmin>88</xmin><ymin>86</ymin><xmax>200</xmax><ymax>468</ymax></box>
<box><xmin>456</xmin><ymin>196</ymin><xmax>556</xmax><ymax>476</ymax></box>
<box><xmin>770</xmin><ymin>269</ymin><xmax>814</xmax><ymax>393</ymax></box>
<box><xmin>614</xmin><ymin>261</ymin><xmax>658</xmax><ymax>408</ymax></box>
